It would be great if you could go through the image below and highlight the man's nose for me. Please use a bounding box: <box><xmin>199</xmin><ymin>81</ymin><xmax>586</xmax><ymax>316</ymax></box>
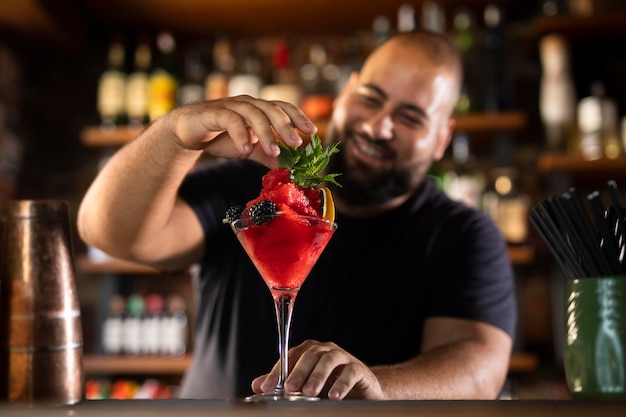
<box><xmin>363</xmin><ymin>109</ymin><xmax>394</xmax><ymax>140</ymax></box>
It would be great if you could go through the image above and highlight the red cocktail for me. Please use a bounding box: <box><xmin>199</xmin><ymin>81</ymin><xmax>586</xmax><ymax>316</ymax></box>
<box><xmin>235</xmin><ymin>213</ymin><xmax>335</xmax><ymax>291</ymax></box>
<box><xmin>229</xmin><ymin>212</ymin><xmax>336</xmax><ymax>401</ymax></box>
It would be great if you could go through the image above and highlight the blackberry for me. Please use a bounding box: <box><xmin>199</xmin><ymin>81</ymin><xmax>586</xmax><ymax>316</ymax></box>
<box><xmin>224</xmin><ymin>205</ymin><xmax>245</xmax><ymax>223</ymax></box>
<box><xmin>249</xmin><ymin>200</ymin><xmax>277</xmax><ymax>225</ymax></box>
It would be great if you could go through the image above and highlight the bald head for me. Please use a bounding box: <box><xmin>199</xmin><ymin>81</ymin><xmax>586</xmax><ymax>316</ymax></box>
<box><xmin>362</xmin><ymin>31</ymin><xmax>463</xmax><ymax>116</ymax></box>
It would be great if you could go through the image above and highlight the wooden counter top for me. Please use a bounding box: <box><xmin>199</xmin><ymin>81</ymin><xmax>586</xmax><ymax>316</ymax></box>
<box><xmin>1</xmin><ymin>399</ymin><xmax>625</xmax><ymax>417</ymax></box>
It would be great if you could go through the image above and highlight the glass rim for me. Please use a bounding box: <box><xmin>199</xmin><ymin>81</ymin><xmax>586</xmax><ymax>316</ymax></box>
<box><xmin>229</xmin><ymin>212</ymin><xmax>337</xmax><ymax>231</ymax></box>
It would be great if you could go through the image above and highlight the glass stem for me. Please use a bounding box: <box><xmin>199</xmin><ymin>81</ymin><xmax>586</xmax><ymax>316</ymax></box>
<box><xmin>273</xmin><ymin>291</ymin><xmax>296</xmax><ymax>391</ymax></box>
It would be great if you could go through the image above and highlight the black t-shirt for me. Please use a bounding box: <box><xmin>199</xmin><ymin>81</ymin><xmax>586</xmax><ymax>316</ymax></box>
<box><xmin>177</xmin><ymin>159</ymin><xmax>517</xmax><ymax>399</ymax></box>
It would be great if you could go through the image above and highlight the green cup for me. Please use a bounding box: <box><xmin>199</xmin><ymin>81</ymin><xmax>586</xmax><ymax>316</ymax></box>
<box><xmin>564</xmin><ymin>276</ymin><xmax>626</xmax><ymax>399</ymax></box>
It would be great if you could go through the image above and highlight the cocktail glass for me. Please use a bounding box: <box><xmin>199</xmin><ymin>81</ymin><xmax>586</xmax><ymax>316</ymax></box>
<box><xmin>229</xmin><ymin>212</ymin><xmax>337</xmax><ymax>401</ymax></box>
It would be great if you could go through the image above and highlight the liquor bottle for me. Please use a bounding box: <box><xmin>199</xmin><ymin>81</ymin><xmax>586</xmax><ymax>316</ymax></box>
<box><xmin>539</xmin><ymin>34</ymin><xmax>576</xmax><ymax>151</ymax></box>
<box><xmin>483</xmin><ymin>166</ymin><xmax>529</xmax><ymax>245</ymax></box>
<box><xmin>97</xmin><ymin>34</ymin><xmax>128</xmax><ymax>129</ymax></box>
<box><xmin>101</xmin><ymin>294</ymin><xmax>125</xmax><ymax>355</ymax></box>
<box><xmin>162</xmin><ymin>294</ymin><xmax>188</xmax><ymax>357</ymax></box>
<box><xmin>397</xmin><ymin>4</ymin><xmax>416</xmax><ymax>33</ymax></box>
<box><xmin>482</xmin><ymin>3</ymin><xmax>511</xmax><ymax>112</ymax></box>
<box><xmin>148</xmin><ymin>31</ymin><xmax>179</xmax><ymax>121</ymax></box>
<box><xmin>125</xmin><ymin>35</ymin><xmax>151</xmax><ymax>128</ymax></box>
<box><xmin>122</xmin><ymin>293</ymin><xmax>145</xmax><ymax>355</ymax></box>
<box><xmin>227</xmin><ymin>39</ymin><xmax>263</xmax><ymax>98</ymax></box>
<box><xmin>597</xmin><ymin>83</ymin><xmax>621</xmax><ymax>159</ymax></box>
<box><xmin>372</xmin><ymin>15</ymin><xmax>391</xmax><ymax>46</ymax></box>
<box><xmin>578</xmin><ymin>82</ymin><xmax>621</xmax><ymax>160</ymax></box>
<box><xmin>442</xmin><ymin>132</ymin><xmax>485</xmax><ymax>210</ymax></box>
<box><xmin>259</xmin><ymin>39</ymin><xmax>302</xmax><ymax>105</ymax></box>
<box><xmin>205</xmin><ymin>35</ymin><xmax>234</xmax><ymax>100</ymax></box>
<box><xmin>141</xmin><ymin>293</ymin><xmax>165</xmax><ymax>356</ymax></box>
<box><xmin>422</xmin><ymin>1</ymin><xmax>446</xmax><ymax>33</ymax></box>
<box><xmin>299</xmin><ymin>42</ymin><xmax>339</xmax><ymax>120</ymax></box>
<box><xmin>540</xmin><ymin>0</ymin><xmax>569</xmax><ymax>16</ymax></box>
<box><xmin>451</xmin><ymin>8</ymin><xmax>479</xmax><ymax>114</ymax></box>
<box><xmin>177</xmin><ymin>45</ymin><xmax>208</xmax><ymax>105</ymax></box>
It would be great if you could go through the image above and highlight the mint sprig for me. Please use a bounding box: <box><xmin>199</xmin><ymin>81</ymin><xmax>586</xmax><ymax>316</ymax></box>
<box><xmin>277</xmin><ymin>134</ymin><xmax>342</xmax><ymax>188</ymax></box>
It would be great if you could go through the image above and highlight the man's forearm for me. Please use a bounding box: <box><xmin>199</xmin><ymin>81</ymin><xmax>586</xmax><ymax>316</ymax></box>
<box><xmin>372</xmin><ymin>339</ymin><xmax>510</xmax><ymax>400</ymax></box>
<box><xmin>77</xmin><ymin>117</ymin><xmax>202</xmax><ymax>261</ymax></box>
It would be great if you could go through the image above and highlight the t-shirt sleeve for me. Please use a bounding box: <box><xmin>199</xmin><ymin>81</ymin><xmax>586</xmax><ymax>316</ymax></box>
<box><xmin>178</xmin><ymin>160</ymin><xmax>267</xmax><ymax>237</ymax></box>
<box><xmin>426</xmin><ymin>209</ymin><xmax>517</xmax><ymax>338</ymax></box>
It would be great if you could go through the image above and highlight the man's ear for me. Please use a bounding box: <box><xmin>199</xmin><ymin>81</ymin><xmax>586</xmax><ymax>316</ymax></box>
<box><xmin>433</xmin><ymin>118</ymin><xmax>455</xmax><ymax>161</ymax></box>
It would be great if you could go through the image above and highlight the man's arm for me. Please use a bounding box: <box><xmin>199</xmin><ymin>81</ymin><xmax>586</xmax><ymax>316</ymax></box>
<box><xmin>372</xmin><ymin>317</ymin><xmax>512</xmax><ymax>399</ymax></box>
<box><xmin>77</xmin><ymin>97</ymin><xmax>315</xmax><ymax>271</ymax></box>
<box><xmin>252</xmin><ymin>316</ymin><xmax>512</xmax><ymax>400</ymax></box>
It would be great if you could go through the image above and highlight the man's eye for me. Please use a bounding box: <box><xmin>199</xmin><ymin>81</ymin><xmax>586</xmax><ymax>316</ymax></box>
<box><xmin>400</xmin><ymin>114</ymin><xmax>423</xmax><ymax>127</ymax></box>
<box><xmin>361</xmin><ymin>96</ymin><xmax>381</xmax><ymax>107</ymax></box>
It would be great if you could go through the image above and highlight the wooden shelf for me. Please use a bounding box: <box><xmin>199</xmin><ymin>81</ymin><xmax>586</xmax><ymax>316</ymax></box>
<box><xmin>81</xmin><ymin>111</ymin><xmax>527</xmax><ymax>148</ymax></box>
<box><xmin>534</xmin><ymin>14</ymin><xmax>626</xmax><ymax>39</ymax></box>
<box><xmin>84</xmin><ymin>354</ymin><xmax>191</xmax><ymax>375</ymax></box>
<box><xmin>454</xmin><ymin>111</ymin><xmax>527</xmax><ymax>133</ymax></box>
<box><xmin>508</xmin><ymin>352</ymin><xmax>539</xmax><ymax>374</ymax></box>
<box><xmin>508</xmin><ymin>244</ymin><xmax>535</xmax><ymax>266</ymax></box>
<box><xmin>538</xmin><ymin>153</ymin><xmax>626</xmax><ymax>175</ymax></box>
<box><xmin>76</xmin><ymin>255</ymin><xmax>163</xmax><ymax>275</ymax></box>
<box><xmin>83</xmin><ymin>352</ymin><xmax>536</xmax><ymax>376</ymax></box>
<box><xmin>81</xmin><ymin>125</ymin><xmax>145</xmax><ymax>147</ymax></box>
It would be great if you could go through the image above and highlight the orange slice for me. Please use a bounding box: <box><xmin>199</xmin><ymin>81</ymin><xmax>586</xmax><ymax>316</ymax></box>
<box><xmin>320</xmin><ymin>186</ymin><xmax>335</xmax><ymax>225</ymax></box>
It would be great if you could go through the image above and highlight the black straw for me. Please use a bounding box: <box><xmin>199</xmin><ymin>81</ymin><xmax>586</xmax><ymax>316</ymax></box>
<box><xmin>530</xmin><ymin>181</ymin><xmax>625</xmax><ymax>279</ymax></box>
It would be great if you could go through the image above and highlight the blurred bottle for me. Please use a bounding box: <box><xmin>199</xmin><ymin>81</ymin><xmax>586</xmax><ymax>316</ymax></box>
<box><xmin>259</xmin><ymin>39</ymin><xmax>302</xmax><ymax>105</ymax></box>
<box><xmin>483</xmin><ymin>166</ymin><xmax>529</xmax><ymax>245</ymax></box>
<box><xmin>443</xmin><ymin>132</ymin><xmax>485</xmax><ymax>209</ymax></box>
<box><xmin>228</xmin><ymin>39</ymin><xmax>263</xmax><ymax>97</ymax></box>
<box><xmin>102</xmin><ymin>294</ymin><xmax>125</xmax><ymax>355</ymax></box>
<box><xmin>578</xmin><ymin>82</ymin><xmax>621</xmax><ymax>160</ymax></box>
<box><xmin>451</xmin><ymin>8</ymin><xmax>479</xmax><ymax>114</ymax></box>
<box><xmin>540</xmin><ymin>0</ymin><xmax>569</xmax><ymax>16</ymax></box>
<box><xmin>539</xmin><ymin>34</ymin><xmax>576</xmax><ymax>151</ymax></box>
<box><xmin>148</xmin><ymin>31</ymin><xmax>179</xmax><ymax>121</ymax></box>
<box><xmin>162</xmin><ymin>294</ymin><xmax>188</xmax><ymax>356</ymax></box>
<box><xmin>122</xmin><ymin>293</ymin><xmax>145</xmax><ymax>355</ymax></box>
<box><xmin>97</xmin><ymin>34</ymin><xmax>128</xmax><ymax>129</ymax></box>
<box><xmin>422</xmin><ymin>1</ymin><xmax>446</xmax><ymax>33</ymax></box>
<box><xmin>397</xmin><ymin>4</ymin><xmax>416</xmax><ymax>33</ymax></box>
<box><xmin>568</xmin><ymin>0</ymin><xmax>593</xmax><ymax>16</ymax></box>
<box><xmin>482</xmin><ymin>3</ymin><xmax>512</xmax><ymax>111</ymax></box>
<box><xmin>299</xmin><ymin>42</ymin><xmax>340</xmax><ymax>120</ymax></box>
<box><xmin>125</xmin><ymin>35</ymin><xmax>151</xmax><ymax>128</ymax></box>
<box><xmin>372</xmin><ymin>15</ymin><xmax>391</xmax><ymax>46</ymax></box>
<box><xmin>205</xmin><ymin>35</ymin><xmax>234</xmax><ymax>100</ymax></box>
<box><xmin>177</xmin><ymin>44</ymin><xmax>208</xmax><ymax>105</ymax></box>
<box><xmin>337</xmin><ymin>36</ymin><xmax>363</xmax><ymax>90</ymax></box>
<box><xmin>142</xmin><ymin>293</ymin><xmax>166</xmax><ymax>356</ymax></box>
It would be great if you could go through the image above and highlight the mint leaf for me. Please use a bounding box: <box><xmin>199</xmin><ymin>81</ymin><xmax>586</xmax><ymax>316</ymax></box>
<box><xmin>276</xmin><ymin>134</ymin><xmax>342</xmax><ymax>188</ymax></box>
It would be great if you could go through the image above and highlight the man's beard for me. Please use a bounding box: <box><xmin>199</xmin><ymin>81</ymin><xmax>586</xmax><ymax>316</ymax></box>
<box><xmin>326</xmin><ymin>145</ymin><xmax>412</xmax><ymax>207</ymax></box>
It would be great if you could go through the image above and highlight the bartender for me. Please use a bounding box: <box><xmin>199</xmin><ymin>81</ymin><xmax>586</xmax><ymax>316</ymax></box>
<box><xmin>77</xmin><ymin>29</ymin><xmax>516</xmax><ymax>400</ymax></box>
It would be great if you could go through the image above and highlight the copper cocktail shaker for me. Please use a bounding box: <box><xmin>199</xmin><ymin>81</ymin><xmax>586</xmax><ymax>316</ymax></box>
<box><xmin>0</xmin><ymin>200</ymin><xmax>83</xmax><ymax>405</ymax></box>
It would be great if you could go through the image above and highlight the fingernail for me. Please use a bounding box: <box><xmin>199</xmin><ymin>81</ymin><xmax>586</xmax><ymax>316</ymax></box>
<box><xmin>243</xmin><ymin>144</ymin><xmax>252</xmax><ymax>153</ymax></box>
<box><xmin>291</xmin><ymin>132</ymin><xmax>303</xmax><ymax>146</ymax></box>
<box><xmin>286</xmin><ymin>379</ymin><xmax>301</xmax><ymax>392</ymax></box>
<box><xmin>271</xmin><ymin>142</ymin><xmax>280</xmax><ymax>154</ymax></box>
<box><xmin>328</xmin><ymin>389</ymin><xmax>341</xmax><ymax>400</ymax></box>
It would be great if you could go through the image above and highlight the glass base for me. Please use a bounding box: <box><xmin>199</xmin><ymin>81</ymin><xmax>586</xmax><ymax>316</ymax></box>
<box><xmin>244</xmin><ymin>388</ymin><xmax>320</xmax><ymax>402</ymax></box>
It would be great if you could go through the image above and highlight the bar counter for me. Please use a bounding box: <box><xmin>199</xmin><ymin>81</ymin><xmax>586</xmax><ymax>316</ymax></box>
<box><xmin>1</xmin><ymin>399</ymin><xmax>625</xmax><ymax>417</ymax></box>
